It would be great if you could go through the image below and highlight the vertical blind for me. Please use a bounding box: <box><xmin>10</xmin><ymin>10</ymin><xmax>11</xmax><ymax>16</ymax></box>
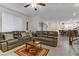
<box><xmin>2</xmin><ymin>12</ymin><xmax>23</xmax><ymax>32</ymax></box>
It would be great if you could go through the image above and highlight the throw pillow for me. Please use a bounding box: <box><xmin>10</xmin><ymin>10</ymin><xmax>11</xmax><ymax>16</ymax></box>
<box><xmin>29</xmin><ymin>32</ymin><xmax>32</xmax><ymax>37</ymax></box>
<box><xmin>4</xmin><ymin>34</ymin><xmax>13</xmax><ymax>40</ymax></box>
<box><xmin>21</xmin><ymin>32</ymin><xmax>27</xmax><ymax>37</ymax></box>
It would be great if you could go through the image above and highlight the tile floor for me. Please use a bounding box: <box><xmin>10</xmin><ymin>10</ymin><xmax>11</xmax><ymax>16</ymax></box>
<box><xmin>0</xmin><ymin>35</ymin><xmax>79</xmax><ymax>56</ymax></box>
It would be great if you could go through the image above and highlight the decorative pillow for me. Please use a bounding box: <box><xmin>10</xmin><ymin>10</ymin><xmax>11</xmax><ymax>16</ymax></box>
<box><xmin>21</xmin><ymin>32</ymin><xmax>27</xmax><ymax>37</ymax></box>
<box><xmin>29</xmin><ymin>32</ymin><xmax>32</xmax><ymax>37</ymax></box>
<box><xmin>4</xmin><ymin>34</ymin><xmax>13</xmax><ymax>40</ymax></box>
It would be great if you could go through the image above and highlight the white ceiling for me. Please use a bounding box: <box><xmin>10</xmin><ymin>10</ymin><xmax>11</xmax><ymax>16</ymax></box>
<box><xmin>0</xmin><ymin>3</ymin><xmax>79</xmax><ymax>21</ymax></box>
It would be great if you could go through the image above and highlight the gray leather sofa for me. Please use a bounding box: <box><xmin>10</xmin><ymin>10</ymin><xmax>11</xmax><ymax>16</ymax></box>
<box><xmin>33</xmin><ymin>31</ymin><xmax>58</xmax><ymax>47</ymax></box>
<box><xmin>0</xmin><ymin>31</ymin><xmax>31</xmax><ymax>52</ymax></box>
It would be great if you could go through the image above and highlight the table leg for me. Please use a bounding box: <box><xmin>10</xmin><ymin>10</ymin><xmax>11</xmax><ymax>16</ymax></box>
<box><xmin>26</xmin><ymin>44</ymin><xmax>27</xmax><ymax>49</ymax></box>
<box><xmin>40</xmin><ymin>44</ymin><xmax>42</xmax><ymax>48</ymax></box>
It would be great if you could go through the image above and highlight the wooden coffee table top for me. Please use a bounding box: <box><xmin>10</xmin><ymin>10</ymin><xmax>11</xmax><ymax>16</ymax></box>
<box><xmin>25</xmin><ymin>41</ymin><xmax>41</xmax><ymax>47</ymax></box>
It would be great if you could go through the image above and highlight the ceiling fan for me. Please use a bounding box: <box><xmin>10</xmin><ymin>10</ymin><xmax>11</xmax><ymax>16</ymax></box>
<box><xmin>24</xmin><ymin>3</ymin><xmax>46</xmax><ymax>11</ymax></box>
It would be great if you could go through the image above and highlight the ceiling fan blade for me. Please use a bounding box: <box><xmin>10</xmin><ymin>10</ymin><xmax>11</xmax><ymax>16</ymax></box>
<box><xmin>24</xmin><ymin>4</ymin><xmax>31</xmax><ymax>7</ymax></box>
<box><xmin>37</xmin><ymin>3</ymin><xmax>46</xmax><ymax>6</ymax></box>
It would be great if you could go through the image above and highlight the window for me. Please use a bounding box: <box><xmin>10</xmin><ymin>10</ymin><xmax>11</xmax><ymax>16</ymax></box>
<box><xmin>2</xmin><ymin>12</ymin><xmax>23</xmax><ymax>32</ymax></box>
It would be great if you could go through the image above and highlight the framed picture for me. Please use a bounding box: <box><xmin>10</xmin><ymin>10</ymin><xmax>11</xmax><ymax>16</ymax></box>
<box><xmin>26</xmin><ymin>22</ymin><xmax>28</xmax><ymax>30</ymax></box>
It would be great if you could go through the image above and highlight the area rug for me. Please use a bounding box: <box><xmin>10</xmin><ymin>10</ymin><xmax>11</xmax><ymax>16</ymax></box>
<box><xmin>15</xmin><ymin>46</ymin><xmax>49</xmax><ymax>56</ymax></box>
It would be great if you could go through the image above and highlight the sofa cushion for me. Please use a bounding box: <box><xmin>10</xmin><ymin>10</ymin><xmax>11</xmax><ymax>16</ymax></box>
<box><xmin>4</xmin><ymin>34</ymin><xmax>14</xmax><ymax>40</ymax></box>
<box><xmin>7</xmin><ymin>39</ymin><xmax>18</xmax><ymax>45</ymax></box>
<box><xmin>38</xmin><ymin>37</ymin><xmax>46</xmax><ymax>41</ymax></box>
<box><xmin>45</xmin><ymin>38</ymin><xmax>57</xmax><ymax>42</ymax></box>
<box><xmin>0</xmin><ymin>40</ymin><xmax>7</xmax><ymax>43</ymax></box>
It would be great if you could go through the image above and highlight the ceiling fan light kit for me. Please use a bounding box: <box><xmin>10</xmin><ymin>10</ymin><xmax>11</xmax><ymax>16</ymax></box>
<box><xmin>31</xmin><ymin>3</ymin><xmax>37</xmax><ymax>8</ymax></box>
<box><xmin>24</xmin><ymin>3</ymin><xmax>46</xmax><ymax>11</ymax></box>
<box><xmin>31</xmin><ymin>3</ymin><xmax>37</xmax><ymax>11</ymax></box>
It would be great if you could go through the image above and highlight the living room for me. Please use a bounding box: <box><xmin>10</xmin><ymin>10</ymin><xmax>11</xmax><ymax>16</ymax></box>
<box><xmin>0</xmin><ymin>2</ymin><xmax>79</xmax><ymax>57</ymax></box>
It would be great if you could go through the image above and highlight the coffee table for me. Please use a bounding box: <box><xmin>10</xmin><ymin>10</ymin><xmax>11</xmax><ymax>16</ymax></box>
<box><xmin>25</xmin><ymin>41</ymin><xmax>42</xmax><ymax>48</ymax></box>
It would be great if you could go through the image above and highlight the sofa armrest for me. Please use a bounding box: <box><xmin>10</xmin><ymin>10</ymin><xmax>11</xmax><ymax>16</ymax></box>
<box><xmin>0</xmin><ymin>40</ymin><xmax>7</xmax><ymax>43</ymax></box>
<box><xmin>0</xmin><ymin>42</ymin><xmax>8</xmax><ymax>52</ymax></box>
<box><xmin>7</xmin><ymin>39</ymin><xmax>19</xmax><ymax>45</ymax></box>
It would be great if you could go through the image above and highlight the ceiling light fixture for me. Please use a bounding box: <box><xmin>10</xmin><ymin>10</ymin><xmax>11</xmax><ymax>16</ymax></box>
<box><xmin>31</xmin><ymin>3</ymin><xmax>37</xmax><ymax>10</ymax></box>
<box><xmin>24</xmin><ymin>3</ymin><xmax>46</xmax><ymax>11</ymax></box>
<box><xmin>31</xmin><ymin>3</ymin><xmax>37</xmax><ymax>8</ymax></box>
